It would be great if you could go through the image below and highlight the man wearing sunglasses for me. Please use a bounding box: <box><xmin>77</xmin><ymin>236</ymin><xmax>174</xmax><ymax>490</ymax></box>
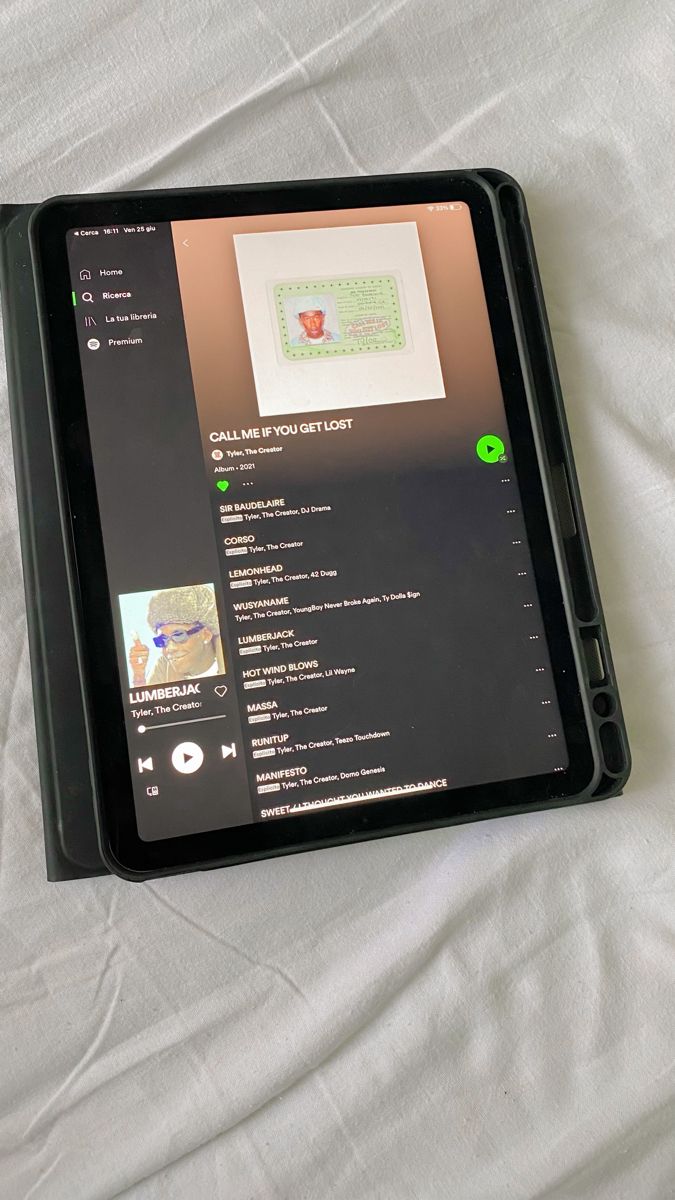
<box><xmin>128</xmin><ymin>584</ymin><xmax>226</xmax><ymax>686</ymax></box>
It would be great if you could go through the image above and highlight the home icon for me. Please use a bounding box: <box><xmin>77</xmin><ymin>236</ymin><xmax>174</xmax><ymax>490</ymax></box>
<box><xmin>79</xmin><ymin>268</ymin><xmax>91</xmax><ymax>281</ymax></box>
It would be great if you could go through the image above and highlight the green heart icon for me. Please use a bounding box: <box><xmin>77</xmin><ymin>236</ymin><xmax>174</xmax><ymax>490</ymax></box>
<box><xmin>216</xmin><ymin>480</ymin><xmax>230</xmax><ymax>492</ymax></box>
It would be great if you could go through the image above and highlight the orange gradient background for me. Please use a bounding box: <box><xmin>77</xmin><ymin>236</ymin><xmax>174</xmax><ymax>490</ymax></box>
<box><xmin>172</xmin><ymin>202</ymin><xmax>507</xmax><ymax>481</ymax></box>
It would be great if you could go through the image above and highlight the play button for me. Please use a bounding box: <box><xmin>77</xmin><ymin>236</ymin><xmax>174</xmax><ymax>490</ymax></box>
<box><xmin>171</xmin><ymin>741</ymin><xmax>204</xmax><ymax>774</ymax></box>
<box><xmin>475</xmin><ymin>434</ymin><xmax>506</xmax><ymax>463</ymax></box>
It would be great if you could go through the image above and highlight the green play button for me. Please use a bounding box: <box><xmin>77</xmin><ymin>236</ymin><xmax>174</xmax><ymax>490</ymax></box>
<box><xmin>475</xmin><ymin>434</ymin><xmax>506</xmax><ymax>463</ymax></box>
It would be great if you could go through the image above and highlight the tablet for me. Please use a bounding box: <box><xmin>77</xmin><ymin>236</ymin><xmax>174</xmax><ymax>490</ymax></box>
<box><xmin>29</xmin><ymin>172</ymin><xmax>616</xmax><ymax>879</ymax></box>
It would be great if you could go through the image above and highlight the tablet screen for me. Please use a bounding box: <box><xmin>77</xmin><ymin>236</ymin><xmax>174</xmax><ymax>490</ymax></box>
<box><xmin>66</xmin><ymin>201</ymin><xmax>568</xmax><ymax>841</ymax></box>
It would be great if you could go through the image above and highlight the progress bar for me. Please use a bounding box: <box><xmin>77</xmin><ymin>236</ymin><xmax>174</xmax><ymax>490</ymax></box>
<box><xmin>137</xmin><ymin>714</ymin><xmax>229</xmax><ymax>733</ymax></box>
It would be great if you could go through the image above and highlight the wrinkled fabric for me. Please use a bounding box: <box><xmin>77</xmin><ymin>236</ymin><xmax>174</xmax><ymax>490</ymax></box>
<box><xmin>1</xmin><ymin>2</ymin><xmax>674</xmax><ymax>1197</ymax></box>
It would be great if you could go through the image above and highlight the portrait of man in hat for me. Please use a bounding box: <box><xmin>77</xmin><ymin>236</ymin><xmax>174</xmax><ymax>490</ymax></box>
<box><xmin>125</xmin><ymin>583</ymin><xmax>226</xmax><ymax>687</ymax></box>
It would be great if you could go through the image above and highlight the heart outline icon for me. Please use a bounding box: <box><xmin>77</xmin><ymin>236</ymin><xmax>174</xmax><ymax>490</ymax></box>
<box><xmin>214</xmin><ymin>685</ymin><xmax>228</xmax><ymax>697</ymax></box>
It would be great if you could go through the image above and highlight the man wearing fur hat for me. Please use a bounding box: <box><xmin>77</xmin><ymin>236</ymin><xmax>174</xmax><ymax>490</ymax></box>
<box><xmin>128</xmin><ymin>584</ymin><xmax>225</xmax><ymax>686</ymax></box>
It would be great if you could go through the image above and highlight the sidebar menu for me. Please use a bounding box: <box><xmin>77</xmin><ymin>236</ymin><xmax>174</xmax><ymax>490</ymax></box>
<box><xmin>67</xmin><ymin>224</ymin><xmax>252</xmax><ymax>840</ymax></box>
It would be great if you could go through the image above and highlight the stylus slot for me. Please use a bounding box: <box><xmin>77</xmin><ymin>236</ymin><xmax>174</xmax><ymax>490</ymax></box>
<box><xmin>551</xmin><ymin>463</ymin><xmax>577</xmax><ymax>539</ymax></box>
<box><xmin>498</xmin><ymin>182</ymin><xmax>524</xmax><ymax>224</ymax></box>
<box><xmin>598</xmin><ymin>721</ymin><xmax>627</xmax><ymax>776</ymax></box>
<box><xmin>497</xmin><ymin>182</ymin><xmax>600</xmax><ymax>625</ymax></box>
<box><xmin>496</xmin><ymin>183</ymin><xmax>565</xmax><ymax>465</ymax></box>
<box><xmin>580</xmin><ymin>629</ymin><xmax>606</xmax><ymax>685</ymax></box>
<box><xmin>566</xmin><ymin>540</ymin><xmax>597</xmax><ymax>622</ymax></box>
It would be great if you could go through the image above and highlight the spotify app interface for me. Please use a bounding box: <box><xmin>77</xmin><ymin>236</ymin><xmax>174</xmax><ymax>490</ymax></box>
<box><xmin>67</xmin><ymin>201</ymin><xmax>567</xmax><ymax>840</ymax></box>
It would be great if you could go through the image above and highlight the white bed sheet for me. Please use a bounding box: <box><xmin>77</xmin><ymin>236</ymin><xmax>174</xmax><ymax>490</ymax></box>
<box><xmin>1</xmin><ymin>2</ymin><xmax>674</xmax><ymax>1196</ymax></box>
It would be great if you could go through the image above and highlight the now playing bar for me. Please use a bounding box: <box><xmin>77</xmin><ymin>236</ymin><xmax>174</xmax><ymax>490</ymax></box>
<box><xmin>129</xmin><ymin>675</ymin><xmax>244</xmax><ymax>807</ymax></box>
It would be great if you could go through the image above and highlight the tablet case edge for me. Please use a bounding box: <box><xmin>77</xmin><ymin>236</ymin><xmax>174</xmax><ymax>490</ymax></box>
<box><xmin>0</xmin><ymin>203</ymin><xmax>108</xmax><ymax>880</ymax></box>
<box><xmin>476</xmin><ymin>170</ymin><xmax>630</xmax><ymax>801</ymax></box>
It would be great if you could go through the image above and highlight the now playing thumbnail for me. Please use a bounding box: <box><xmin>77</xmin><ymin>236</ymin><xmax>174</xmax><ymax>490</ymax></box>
<box><xmin>119</xmin><ymin>582</ymin><xmax>227</xmax><ymax>687</ymax></box>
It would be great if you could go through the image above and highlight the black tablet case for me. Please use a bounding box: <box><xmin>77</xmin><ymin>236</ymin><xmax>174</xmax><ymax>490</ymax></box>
<box><xmin>0</xmin><ymin>173</ymin><xmax>630</xmax><ymax>881</ymax></box>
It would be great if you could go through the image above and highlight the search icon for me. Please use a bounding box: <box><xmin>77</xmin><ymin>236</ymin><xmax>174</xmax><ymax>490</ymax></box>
<box><xmin>82</xmin><ymin>291</ymin><xmax>93</xmax><ymax>302</ymax></box>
